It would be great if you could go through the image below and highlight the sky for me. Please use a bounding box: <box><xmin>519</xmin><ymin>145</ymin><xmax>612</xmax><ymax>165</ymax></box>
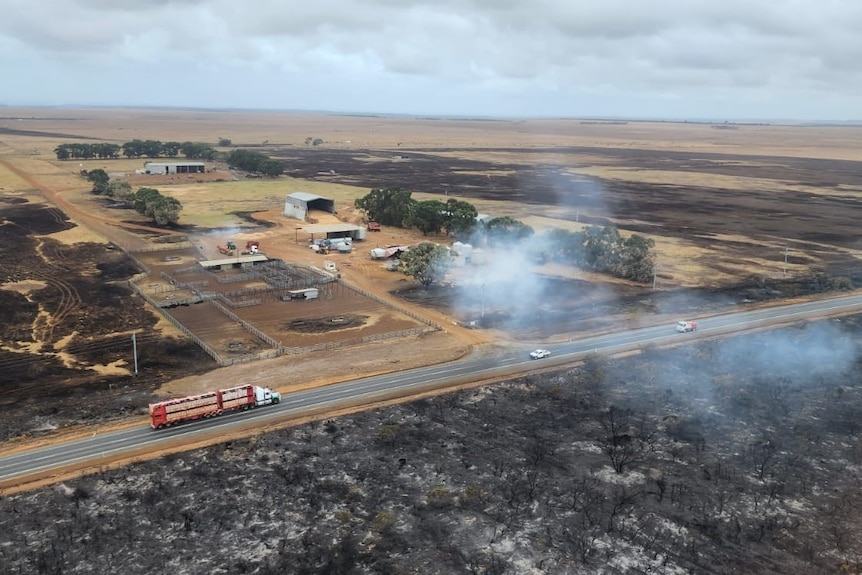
<box><xmin>2</xmin><ymin>0</ymin><xmax>861</xmax><ymax>121</ymax></box>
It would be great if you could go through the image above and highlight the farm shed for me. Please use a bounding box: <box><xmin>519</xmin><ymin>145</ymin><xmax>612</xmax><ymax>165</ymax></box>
<box><xmin>284</xmin><ymin>192</ymin><xmax>335</xmax><ymax>221</ymax></box>
<box><xmin>303</xmin><ymin>223</ymin><xmax>367</xmax><ymax>242</ymax></box>
<box><xmin>145</xmin><ymin>162</ymin><xmax>206</xmax><ymax>175</ymax></box>
<box><xmin>199</xmin><ymin>254</ymin><xmax>268</xmax><ymax>271</ymax></box>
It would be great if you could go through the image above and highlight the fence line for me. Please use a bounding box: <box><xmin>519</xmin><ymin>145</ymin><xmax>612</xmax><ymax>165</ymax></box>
<box><xmin>337</xmin><ymin>279</ymin><xmax>442</xmax><ymax>331</ymax></box>
<box><xmin>210</xmin><ymin>300</ymin><xmax>281</xmax><ymax>349</ymax></box>
<box><xmin>281</xmin><ymin>325</ymin><xmax>435</xmax><ymax>355</ymax></box>
<box><xmin>129</xmin><ymin>281</ymin><xmax>225</xmax><ymax>364</ymax></box>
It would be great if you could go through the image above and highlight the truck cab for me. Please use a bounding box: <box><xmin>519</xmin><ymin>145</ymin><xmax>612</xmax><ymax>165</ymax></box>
<box><xmin>253</xmin><ymin>386</ymin><xmax>282</xmax><ymax>406</ymax></box>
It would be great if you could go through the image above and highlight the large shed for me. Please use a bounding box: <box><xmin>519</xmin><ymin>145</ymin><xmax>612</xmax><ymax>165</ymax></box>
<box><xmin>284</xmin><ymin>192</ymin><xmax>335</xmax><ymax>221</ymax></box>
<box><xmin>303</xmin><ymin>223</ymin><xmax>367</xmax><ymax>242</ymax></box>
<box><xmin>145</xmin><ymin>162</ymin><xmax>206</xmax><ymax>175</ymax></box>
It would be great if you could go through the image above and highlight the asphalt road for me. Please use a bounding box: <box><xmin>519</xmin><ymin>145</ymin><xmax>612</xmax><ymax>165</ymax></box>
<box><xmin>3</xmin><ymin>293</ymin><xmax>862</xmax><ymax>485</ymax></box>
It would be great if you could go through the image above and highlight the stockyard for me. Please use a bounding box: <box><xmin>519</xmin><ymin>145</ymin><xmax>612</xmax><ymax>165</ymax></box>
<box><xmin>2</xmin><ymin>109</ymin><xmax>862</xmax><ymax>573</ymax></box>
<box><xmin>133</xmin><ymin>247</ymin><xmax>435</xmax><ymax>366</ymax></box>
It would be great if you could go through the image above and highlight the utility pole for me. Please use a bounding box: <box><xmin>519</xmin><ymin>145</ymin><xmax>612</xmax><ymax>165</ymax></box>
<box><xmin>480</xmin><ymin>284</ymin><xmax>485</xmax><ymax>320</ymax></box>
<box><xmin>783</xmin><ymin>246</ymin><xmax>789</xmax><ymax>277</ymax></box>
<box><xmin>652</xmin><ymin>264</ymin><xmax>658</xmax><ymax>290</ymax></box>
<box><xmin>132</xmin><ymin>331</ymin><xmax>138</xmax><ymax>375</ymax></box>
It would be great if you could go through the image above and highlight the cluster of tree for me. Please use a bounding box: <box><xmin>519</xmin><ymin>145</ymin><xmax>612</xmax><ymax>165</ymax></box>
<box><xmin>354</xmin><ymin>188</ymin><xmax>479</xmax><ymax>239</ymax></box>
<box><xmin>545</xmin><ymin>226</ymin><xmax>656</xmax><ymax>282</ymax></box>
<box><xmin>304</xmin><ymin>137</ymin><xmax>324</xmax><ymax>146</ymax></box>
<box><xmin>54</xmin><ymin>143</ymin><xmax>122</xmax><ymax>160</ymax></box>
<box><xmin>55</xmin><ymin>140</ymin><xmax>218</xmax><ymax>160</ymax></box>
<box><xmin>84</xmin><ymin>169</ymin><xmax>181</xmax><ymax>225</ymax></box>
<box><xmin>226</xmin><ymin>149</ymin><xmax>283</xmax><ymax>177</ymax></box>
<box><xmin>356</xmin><ymin>187</ymin><xmax>653</xmax><ymax>287</ymax></box>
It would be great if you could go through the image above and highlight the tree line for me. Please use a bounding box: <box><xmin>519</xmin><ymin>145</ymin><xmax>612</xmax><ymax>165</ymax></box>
<box><xmin>54</xmin><ymin>140</ymin><xmax>218</xmax><ymax>161</ymax></box>
<box><xmin>356</xmin><ymin>187</ymin><xmax>656</xmax><ymax>285</ymax></box>
<box><xmin>85</xmin><ymin>169</ymin><xmax>182</xmax><ymax>226</ymax></box>
<box><xmin>226</xmin><ymin>149</ymin><xmax>284</xmax><ymax>177</ymax></box>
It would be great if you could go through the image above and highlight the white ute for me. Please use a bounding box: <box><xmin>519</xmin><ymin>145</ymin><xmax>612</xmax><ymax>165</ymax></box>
<box><xmin>530</xmin><ymin>349</ymin><xmax>551</xmax><ymax>359</ymax></box>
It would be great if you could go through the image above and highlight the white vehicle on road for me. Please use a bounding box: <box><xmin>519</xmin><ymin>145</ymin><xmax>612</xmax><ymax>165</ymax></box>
<box><xmin>530</xmin><ymin>349</ymin><xmax>551</xmax><ymax>359</ymax></box>
<box><xmin>676</xmin><ymin>320</ymin><xmax>698</xmax><ymax>333</ymax></box>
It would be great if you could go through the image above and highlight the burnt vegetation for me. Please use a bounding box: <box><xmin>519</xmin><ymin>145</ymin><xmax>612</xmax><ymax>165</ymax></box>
<box><xmin>2</xmin><ymin>321</ymin><xmax>862</xmax><ymax>574</ymax></box>
<box><xmin>0</xmin><ymin>200</ymin><xmax>214</xmax><ymax>440</ymax></box>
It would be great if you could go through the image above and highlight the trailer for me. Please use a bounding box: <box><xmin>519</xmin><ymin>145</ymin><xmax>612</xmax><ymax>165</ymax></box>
<box><xmin>149</xmin><ymin>384</ymin><xmax>281</xmax><ymax>429</ymax></box>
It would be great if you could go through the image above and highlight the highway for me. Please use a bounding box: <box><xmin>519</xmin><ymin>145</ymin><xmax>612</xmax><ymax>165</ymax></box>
<box><xmin>3</xmin><ymin>293</ymin><xmax>862</xmax><ymax>486</ymax></box>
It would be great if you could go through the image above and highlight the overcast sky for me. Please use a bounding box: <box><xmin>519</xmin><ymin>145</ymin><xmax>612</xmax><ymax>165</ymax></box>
<box><xmin>2</xmin><ymin>0</ymin><xmax>861</xmax><ymax>120</ymax></box>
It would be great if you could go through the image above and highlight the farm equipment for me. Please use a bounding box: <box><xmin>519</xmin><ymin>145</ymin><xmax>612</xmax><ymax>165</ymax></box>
<box><xmin>218</xmin><ymin>241</ymin><xmax>236</xmax><ymax>256</ymax></box>
<box><xmin>242</xmin><ymin>241</ymin><xmax>261</xmax><ymax>255</ymax></box>
<box><xmin>367</xmin><ymin>221</ymin><xmax>381</xmax><ymax>232</ymax></box>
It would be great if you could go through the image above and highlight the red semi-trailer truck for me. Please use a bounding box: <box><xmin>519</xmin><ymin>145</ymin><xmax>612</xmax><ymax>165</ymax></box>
<box><xmin>149</xmin><ymin>385</ymin><xmax>281</xmax><ymax>429</ymax></box>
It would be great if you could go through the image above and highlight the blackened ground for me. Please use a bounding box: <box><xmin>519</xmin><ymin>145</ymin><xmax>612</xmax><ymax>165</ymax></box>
<box><xmin>0</xmin><ymin>200</ymin><xmax>214</xmax><ymax>440</ymax></box>
<box><xmin>277</xmin><ymin>147</ymin><xmax>862</xmax><ymax>276</ymax></box>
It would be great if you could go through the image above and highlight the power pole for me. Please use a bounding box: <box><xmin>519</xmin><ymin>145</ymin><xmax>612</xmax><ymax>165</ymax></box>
<box><xmin>132</xmin><ymin>331</ymin><xmax>138</xmax><ymax>375</ymax></box>
<box><xmin>652</xmin><ymin>264</ymin><xmax>658</xmax><ymax>290</ymax></box>
<box><xmin>783</xmin><ymin>246</ymin><xmax>789</xmax><ymax>277</ymax></box>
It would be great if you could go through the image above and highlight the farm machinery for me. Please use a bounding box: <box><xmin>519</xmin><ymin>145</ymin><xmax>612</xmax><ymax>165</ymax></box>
<box><xmin>242</xmin><ymin>241</ymin><xmax>262</xmax><ymax>255</ymax></box>
<box><xmin>218</xmin><ymin>241</ymin><xmax>237</xmax><ymax>256</ymax></box>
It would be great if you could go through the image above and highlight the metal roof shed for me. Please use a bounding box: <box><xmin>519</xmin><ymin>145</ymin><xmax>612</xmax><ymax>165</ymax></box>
<box><xmin>284</xmin><ymin>192</ymin><xmax>335</xmax><ymax>221</ymax></box>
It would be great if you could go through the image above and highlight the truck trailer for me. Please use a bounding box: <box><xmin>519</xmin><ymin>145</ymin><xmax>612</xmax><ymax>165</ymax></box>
<box><xmin>149</xmin><ymin>385</ymin><xmax>281</xmax><ymax>429</ymax></box>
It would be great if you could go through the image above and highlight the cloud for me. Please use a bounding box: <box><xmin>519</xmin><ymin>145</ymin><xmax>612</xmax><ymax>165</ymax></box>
<box><xmin>2</xmin><ymin>0</ymin><xmax>862</xmax><ymax>118</ymax></box>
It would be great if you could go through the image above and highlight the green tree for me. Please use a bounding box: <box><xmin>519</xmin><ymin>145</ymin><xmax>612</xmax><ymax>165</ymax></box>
<box><xmin>132</xmin><ymin>187</ymin><xmax>182</xmax><ymax>226</ymax></box>
<box><xmin>399</xmin><ymin>242</ymin><xmax>453</xmax><ymax>287</ymax></box>
<box><xmin>406</xmin><ymin>199</ymin><xmax>447</xmax><ymax>235</ymax></box>
<box><xmin>180</xmin><ymin>142</ymin><xmax>217</xmax><ymax>160</ymax></box>
<box><xmin>443</xmin><ymin>198</ymin><xmax>478</xmax><ymax>238</ymax></box>
<box><xmin>484</xmin><ymin>216</ymin><xmax>534</xmax><ymax>246</ymax></box>
<box><xmin>142</xmin><ymin>139</ymin><xmax>163</xmax><ymax>158</ymax></box>
<box><xmin>258</xmin><ymin>159</ymin><xmax>283</xmax><ymax>177</ymax></box>
<box><xmin>122</xmin><ymin>140</ymin><xmax>146</xmax><ymax>158</ymax></box>
<box><xmin>86</xmin><ymin>168</ymin><xmax>110</xmax><ymax>194</ymax></box>
<box><xmin>161</xmin><ymin>141</ymin><xmax>182</xmax><ymax>157</ymax></box>
<box><xmin>96</xmin><ymin>143</ymin><xmax>121</xmax><ymax>159</ymax></box>
<box><xmin>105</xmin><ymin>180</ymin><xmax>131</xmax><ymax>199</ymax></box>
<box><xmin>54</xmin><ymin>145</ymin><xmax>70</xmax><ymax>160</ymax></box>
<box><xmin>545</xmin><ymin>228</ymin><xmax>586</xmax><ymax>265</ymax></box>
<box><xmin>354</xmin><ymin>187</ymin><xmax>415</xmax><ymax>227</ymax></box>
<box><xmin>621</xmin><ymin>234</ymin><xmax>656</xmax><ymax>282</ymax></box>
<box><xmin>133</xmin><ymin>187</ymin><xmax>162</xmax><ymax>215</ymax></box>
<box><xmin>149</xmin><ymin>196</ymin><xmax>183</xmax><ymax>226</ymax></box>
